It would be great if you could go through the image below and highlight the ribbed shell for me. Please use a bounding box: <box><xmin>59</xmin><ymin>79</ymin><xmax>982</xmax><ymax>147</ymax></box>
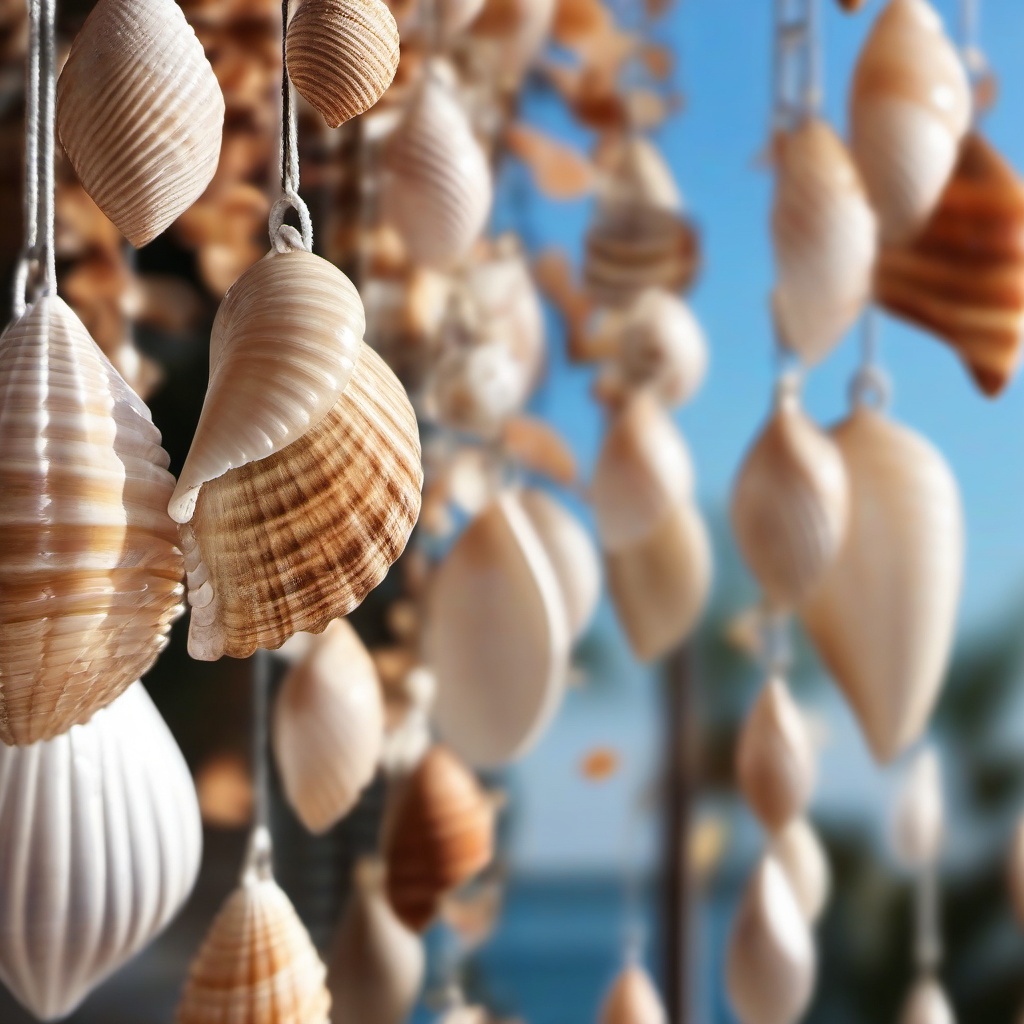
<box><xmin>770</xmin><ymin>818</ymin><xmax>831</xmax><ymax>924</ymax></box>
<box><xmin>0</xmin><ymin>683</ymin><xmax>202</xmax><ymax>1021</ymax></box>
<box><xmin>899</xmin><ymin>978</ymin><xmax>956</xmax><ymax>1024</ymax></box>
<box><xmin>0</xmin><ymin>296</ymin><xmax>183</xmax><ymax>745</ymax></box>
<box><xmin>801</xmin><ymin>407</ymin><xmax>964</xmax><ymax>764</ymax></box>
<box><xmin>599</xmin><ymin>964</ymin><xmax>667</xmax><ymax>1024</ymax></box>
<box><xmin>890</xmin><ymin>748</ymin><xmax>945</xmax><ymax>869</ymax></box>
<box><xmin>57</xmin><ymin>0</ymin><xmax>224</xmax><ymax>247</ymax></box>
<box><xmin>286</xmin><ymin>0</ymin><xmax>399</xmax><ymax>128</ymax></box>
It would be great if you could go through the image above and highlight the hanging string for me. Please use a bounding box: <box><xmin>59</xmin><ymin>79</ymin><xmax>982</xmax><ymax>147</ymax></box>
<box><xmin>772</xmin><ymin>0</ymin><xmax>821</xmax><ymax>133</ymax></box>
<box><xmin>914</xmin><ymin>863</ymin><xmax>942</xmax><ymax>973</ymax></box>
<box><xmin>245</xmin><ymin>649</ymin><xmax>274</xmax><ymax>883</ymax></box>
<box><xmin>849</xmin><ymin>305</ymin><xmax>891</xmax><ymax>409</ymax></box>
<box><xmin>959</xmin><ymin>0</ymin><xmax>990</xmax><ymax>121</ymax></box>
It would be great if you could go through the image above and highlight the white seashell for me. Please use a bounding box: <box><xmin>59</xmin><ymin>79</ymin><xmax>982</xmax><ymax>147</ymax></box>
<box><xmin>436</xmin><ymin>0</ymin><xmax>487</xmax><ymax>38</ymax></box>
<box><xmin>899</xmin><ymin>976</ymin><xmax>956</xmax><ymax>1024</ymax></box>
<box><xmin>1008</xmin><ymin>818</ymin><xmax>1024</xmax><ymax>929</ymax></box>
<box><xmin>890</xmin><ymin>748</ymin><xmax>945</xmax><ymax>869</ymax></box>
<box><xmin>599</xmin><ymin>963</ymin><xmax>667</xmax><ymax>1024</ymax></box>
<box><xmin>0</xmin><ymin>683</ymin><xmax>201</xmax><ymax>1021</ymax></box>
<box><xmin>770</xmin><ymin>818</ymin><xmax>831</xmax><ymax>924</ymax></box>
<box><xmin>470</xmin><ymin>0</ymin><xmax>557</xmax><ymax>84</ymax></box>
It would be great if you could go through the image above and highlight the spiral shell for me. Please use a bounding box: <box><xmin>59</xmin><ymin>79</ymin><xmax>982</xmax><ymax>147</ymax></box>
<box><xmin>770</xmin><ymin>818</ymin><xmax>831</xmax><ymax>924</ymax></box>
<box><xmin>57</xmin><ymin>0</ymin><xmax>224</xmax><ymax>247</ymax></box>
<box><xmin>890</xmin><ymin>748</ymin><xmax>945</xmax><ymax>869</ymax></box>
<box><xmin>599</xmin><ymin>964</ymin><xmax>667</xmax><ymax>1024</ymax></box>
<box><xmin>0</xmin><ymin>296</ymin><xmax>183</xmax><ymax>745</ymax></box>
<box><xmin>899</xmin><ymin>977</ymin><xmax>956</xmax><ymax>1024</ymax></box>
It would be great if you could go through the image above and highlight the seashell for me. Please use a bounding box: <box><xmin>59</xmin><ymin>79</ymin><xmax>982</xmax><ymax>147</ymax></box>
<box><xmin>501</xmin><ymin>414</ymin><xmax>578</xmax><ymax>485</ymax></box>
<box><xmin>875</xmin><ymin>132</ymin><xmax>1024</xmax><ymax>396</ymax></box>
<box><xmin>890</xmin><ymin>748</ymin><xmax>945</xmax><ymax>869</ymax></box>
<box><xmin>770</xmin><ymin>818</ymin><xmax>831</xmax><ymax>924</ymax></box>
<box><xmin>286</xmin><ymin>0</ymin><xmax>399</xmax><ymax>128</ymax></box>
<box><xmin>800</xmin><ymin>406</ymin><xmax>964</xmax><ymax>764</ymax></box>
<box><xmin>772</xmin><ymin>117</ymin><xmax>877</xmax><ymax>364</ymax></box>
<box><xmin>0</xmin><ymin>296</ymin><xmax>183</xmax><ymax>745</ymax></box>
<box><xmin>599</xmin><ymin>963</ymin><xmax>667</xmax><ymax>1024</ymax></box>
<box><xmin>737</xmin><ymin>678</ymin><xmax>816</xmax><ymax>833</ymax></box>
<box><xmin>504</xmin><ymin>122</ymin><xmax>596</xmax><ymax>200</ymax></box>
<box><xmin>328</xmin><ymin>857</ymin><xmax>424</xmax><ymax>1024</ymax></box>
<box><xmin>730</xmin><ymin>380</ymin><xmax>849</xmax><ymax>609</ymax></box>
<box><xmin>57</xmin><ymin>0</ymin><xmax>224</xmax><ymax>247</ymax></box>
<box><xmin>427</xmin><ymin>494</ymin><xmax>571</xmax><ymax>768</ymax></box>
<box><xmin>436</xmin><ymin>0</ymin><xmax>487</xmax><ymax>38</ymax></box>
<box><xmin>726</xmin><ymin>856</ymin><xmax>816</xmax><ymax>1024</ymax></box>
<box><xmin>383</xmin><ymin>745</ymin><xmax>495</xmax><ymax>932</ymax></box>
<box><xmin>1008</xmin><ymin>818</ymin><xmax>1024</xmax><ymax>928</ymax></box>
<box><xmin>0</xmin><ymin>683</ymin><xmax>201</xmax><ymax>1020</ymax></box>
<box><xmin>470</xmin><ymin>0</ymin><xmax>557</xmax><ymax>84</ymax></box>
<box><xmin>899</xmin><ymin>977</ymin><xmax>956</xmax><ymax>1024</ymax></box>
<box><xmin>440</xmin><ymin>1006</ymin><xmax>489</xmax><ymax>1024</ymax></box>
<box><xmin>849</xmin><ymin>0</ymin><xmax>971</xmax><ymax>244</ymax></box>
<box><xmin>838</xmin><ymin>0</ymin><xmax>868</xmax><ymax>10</ymax></box>
<box><xmin>272</xmin><ymin>619</ymin><xmax>385</xmax><ymax>834</ymax></box>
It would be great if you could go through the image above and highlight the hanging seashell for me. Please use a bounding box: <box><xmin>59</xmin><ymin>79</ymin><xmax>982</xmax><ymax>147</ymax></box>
<box><xmin>286</xmin><ymin>0</ymin><xmax>399</xmax><ymax>128</ymax></box>
<box><xmin>57</xmin><ymin>0</ymin><xmax>224</xmax><ymax>247</ymax></box>
<box><xmin>800</xmin><ymin>406</ymin><xmax>964</xmax><ymax>764</ymax></box>
<box><xmin>599</xmin><ymin>963</ymin><xmax>667</xmax><ymax>1024</ymax></box>
<box><xmin>435</xmin><ymin>0</ymin><xmax>487</xmax><ymax>39</ymax></box>
<box><xmin>838</xmin><ymin>0</ymin><xmax>869</xmax><ymax>11</ymax></box>
<box><xmin>470</xmin><ymin>0</ymin><xmax>557</xmax><ymax>85</ymax></box>
<box><xmin>0</xmin><ymin>684</ymin><xmax>201</xmax><ymax>1020</ymax></box>
<box><xmin>875</xmin><ymin>133</ymin><xmax>1024</xmax><ymax>396</ymax></box>
<box><xmin>726</xmin><ymin>856</ymin><xmax>817</xmax><ymax>1024</ymax></box>
<box><xmin>427</xmin><ymin>493</ymin><xmax>571</xmax><ymax>768</ymax></box>
<box><xmin>272</xmin><ymin>619</ymin><xmax>385</xmax><ymax>834</ymax></box>
<box><xmin>899</xmin><ymin>977</ymin><xmax>956</xmax><ymax>1024</ymax></box>
<box><xmin>384</xmin><ymin>745</ymin><xmax>495</xmax><ymax>932</ymax></box>
<box><xmin>501</xmin><ymin>414</ymin><xmax>578</xmax><ymax>486</ymax></box>
<box><xmin>0</xmin><ymin>296</ymin><xmax>183</xmax><ymax>745</ymax></box>
<box><xmin>770</xmin><ymin>818</ymin><xmax>831</xmax><ymax>924</ymax></box>
<box><xmin>328</xmin><ymin>857</ymin><xmax>425</xmax><ymax>1024</ymax></box>
<box><xmin>730</xmin><ymin>379</ymin><xmax>849</xmax><ymax>609</ymax></box>
<box><xmin>890</xmin><ymin>748</ymin><xmax>945</xmax><ymax>869</ymax></box>
<box><xmin>849</xmin><ymin>0</ymin><xmax>971</xmax><ymax>244</ymax></box>
<box><xmin>1008</xmin><ymin>818</ymin><xmax>1024</xmax><ymax>928</ymax></box>
<box><xmin>772</xmin><ymin>117</ymin><xmax>877</xmax><ymax>365</ymax></box>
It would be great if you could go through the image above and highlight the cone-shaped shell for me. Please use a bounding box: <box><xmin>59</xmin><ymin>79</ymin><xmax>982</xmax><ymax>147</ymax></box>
<box><xmin>875</xmin><ymin>133</ymin><xmax>1024</xmax><ymax>396</ymax></box>
<box><xmin>272</xmin><ymin>619</ymin><xmax>385</xmax><ymax>834</ymax></box>
<box><xmin>57</xmin><ymin>0</ymin><xmax>224</xmax><ymax>247</ymax></box>
<box><xmin>800</xmin><ymin>406</ymin><xmax>963</xmax><ymax>763</ymax></box>
<box><xmin>890</xmin><ymin>748</ymin><xmax>945</xmax><ymax>869</ymax></box>
<box><xmin>384</xmin><ymin>746</ymin><xmax>495</xmax><ymax>932</ymax></box>
<box><xmin>770</xmin><ymin>818</ymin><xmax>831</xmax><ymax>924</ymax></box>
<box><xmin>849</xmin><ymin>0</ymin><xmax>971</xmax><ymax>244</ymax></box>
<box><xmin>0</xmin><ymin>684</ymin><xmax>202</xmax><ymax>1021</ymax></box>
<box><xmin>772</xmin><ymin>117</ymin><xmax>877</xmax><ymax>364</ymax></box>
<box><xmin>286</xmin><ymin>0</ymin><xmax>399</xmax><ymax>128</ymax></box>
<box><xmin>1008</xmin><ymin>818</ymin><xmax>1024</xmax><ymax>928</ymax></box>
<box><xmin>900</xmin><ymin>977</ymin><xmax>956</xmax><ymax>1024</ymax></box>
<box><xmin>0</xmin><ymin>296</ymin><xmax>183</xmax><ymax>745</ymax></box>
<box><xmin>599</xmin><ymin>963</ymin><xmax>667</xmax><ymax>1024</ymax></box>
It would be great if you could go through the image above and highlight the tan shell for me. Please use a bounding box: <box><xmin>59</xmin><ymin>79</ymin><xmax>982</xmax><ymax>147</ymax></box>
<box><xmin>801</xmin><ymin>406</ymin><xmax>963</xmax><ymax>764</ymax></box>
<box><xmin>770</xmin><ymin>818</ymin><xmax>831</xmax><ymax>924</ymax></box>
<box><xmin>272</xmin><ymin>619</ymin><xmax>385</xmax><ymax>834</ymax></box>
<box><xmin>0</xmin><ymin>297</ymin><xmax>183</xmax><ymax>745</ymax></box>
<box><xmin>899</xmin><ymin>977</ymin><xmax>956</xmax><ymax>1024</ymax></box>
<box><xmin>436</xmin><ymin>0</ymin><xmax>487</xmax><ymax>38</ymax></box>
<box><xmin>772</xmin><ymin>118</ymin><xmax>877</xmax><ymax>364</ymax></box>
<box><xmin>57</xmin><ymin>0</ymin><xmax>224</xmax><ymax>247</ymax></box>
<box><xmin>286</xmin><ymin>0</ymin><xmax>399</xmax><ymax>128</ymax></box>
<box><xmin>599</xmin><ymin>963</ymin><xmax>667</xmax><ymax>1024</ymax></box>
<box><xmin>470</xmin><ymin>0</ymin><xmax>557</xmax><ymax>84</ymax></box>
<box><xmin>1008</xmin><ymin>818</ymin><xmax>1024</xmax><ymax>928</ymax></box>
<box><xmin>890</xmin><ymin>747</ymin><xmax>945</xmax><ymax>869</ymax></box>
<box><xmin>731</xmin><ymin>383</ymin><xmax>849</xmax><ymax>609</ymax></box>
<box><xmin>849</xmin><ymin>0</ymin><xmax>971</xmax><ymax>243</ymax></box>
<box><xmin>383</xmin><ymin>745</ymin><xmax>495</xmax><ymax>932</ymax></box>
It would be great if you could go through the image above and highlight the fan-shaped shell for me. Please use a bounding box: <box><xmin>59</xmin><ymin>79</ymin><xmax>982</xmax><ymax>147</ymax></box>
<box><xmin>800</xmin><ymin>406</ymin><xmax>963</xmax><ymax>764</ymax></box>
<box><xmin>772</xmin><ymin>117</ymin><xmax>877</xmax><ymax>364</ymax></box>
<box><xmin>890</xmin><ymin>748</ymin><xmax>945</xmax><ymax>869</ymax></box>
<box><xmin>770</xmin><ymin>818</ymin><xmax>831</xmax><ymax>924</ymax></box>
<box><xmin>1008</xmin><ymin>818</ymin><xmax>1024</xmax><ymax>928</ymax></box>
<box><xmin>900</xmin><ymin>977</ymin><xmax>956</xmax><ymax>1024</ymax></box>
<box><xmin>849</xmin><ymin>0</ymin><xmax>971</xmax><ymax>244</ymax></box>
<box><xmin>57</xmin><ymin>0</ymin><xmax>224</xmax><ymax>247</ymax></box>
<box><xmin>599</xmin><ymin>963</ymin><xmax>667</xmax><ymax>1024</ymax></box>
<box><xmin>272</xmin><ymin>619</ymin><xmax>385</xmax><ymax>834</ymax></box>
<box><xmin>0</xmin><ymin>683</ymin><xmax>201</xmax><ymax>1021</ymax></box>
<box><xmin>0</xmin><ymin>296</ymin><xmax>183</xmax><ymax>745</ymax></box>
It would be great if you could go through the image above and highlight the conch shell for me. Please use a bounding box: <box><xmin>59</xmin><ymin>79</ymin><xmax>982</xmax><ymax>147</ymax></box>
<box><xmin>599</xmin><ymin>963</ymin><xmax>667</xmax><ymax>1024</ymax></box>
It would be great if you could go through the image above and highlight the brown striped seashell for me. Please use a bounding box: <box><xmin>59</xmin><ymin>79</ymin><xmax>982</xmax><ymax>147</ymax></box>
<box><xmin>899</xmin><ymin>977</ymin><xmax>956</xmax><ymax>1024</ymax></box>
<box><xmin>875</xmin><ymin>133</ymin><xmax>1024</xmax><ymax>396</ymax></box>
<box><xmin>1008</xmin><ymin>818</ymin><xmax>1024</xmax><ymax>928</ymax></box>
<box><xmin>0</xmin><ymin>297</ymin><xmax>183</xmax><ymax>745</ymax></box>
<box><xmin>849</xmin><ymin>0</ymin><xmax>971</xmax><ymax>244</ymax></box>
<box><xmin>599</xmin><ymin>963</ymin><xmax>667</xmax><ymax>1024</ymax></box>
<box><xmin>383</xmin><ymin>745</ymin><xmax>495</xmax><ymax>932</ymax></box>
<box><xmin>770</xmin><ymin>818</ymin><xmax>831</xmax><ymax>924</ymax></box>
<box><xmin>800</xmin><ymin>406</ymin><xmax>964</xmax><ymax>764</ymax></box>
<box><xmin>730</xmin><ymin>380</ymin><xmax>849</xmax><ymax>609</ymax></box>
<box><xmin>286</xmin><ymin>0</ymin><xmax>399</xmax><ymax>128</ymax></box>
<box><xmin>57</xmin><ymin>0</ymin><xmax>224</xmax><ymax>247</ymax></box>
<box><xmin>772</xmin><ymin>117</ymin><xmax>877</xmax><ymax>365</ymax></box>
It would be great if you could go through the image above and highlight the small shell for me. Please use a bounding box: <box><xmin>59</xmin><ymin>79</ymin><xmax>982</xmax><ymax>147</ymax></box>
<box><xmin>470</xmin><ymin>0</ymin><xmax>557</xmax><ymax>84</ymax></box>
<box><xmin>899</xmin><ymin>977</ymin><xmax>956</xmax><ymax>1024</ymax></box>
<box><xmin>272</xmin><ymin>619</ymin><xmax>385</xmax><ymax>834</ymax></box>
<box><xmin>501</xmin><ymin>414</ymin><xmax>578</xmax><ymax>485</ymax></box>
<box><xmin>890</xmin><ymin>748</ymin><xmax>945</xmax><ymax>869</ymax></box>
<box><xmin>770</xmin><ymin>818</ymin><xmax>831</xmax><ymax>924</ymax></box>
<box><xmin>436</xmin><ymin>0</ymin><xmax>487</xmax><ymax>38</ymax></box>
<box><xmin>1008</xmin><ymin>818</ymin><xmax>1024</xmax><ymax>928</ymax></box>
<box><xmin>599</xmin><ymin>963</ymin><xmax>667</xmax><ymax>1024</ymax></box>
<box><xmin>57</xmin><ymin>0</ymin><xmax>224</xmax><ymax>246</ymax></box>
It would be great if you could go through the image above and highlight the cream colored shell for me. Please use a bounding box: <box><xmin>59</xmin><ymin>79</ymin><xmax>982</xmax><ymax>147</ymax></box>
<box><xmin>770</xmin><ymin>818</ymin><xmax>831</xmax><ymax>924</ymax></box>
<box><xmin>599</xmin><ymin>963</ymin><xmax>667</xmax><ymax>1024</ymax></box>
<box><xmin>890</xmin><ymin>748</ymin><xmax>945</xmax><ymax>869</ymax></box>
<box><xmin>899</xmin><ymin>977</ymin><xmax>956</xmax><ymax>1024</ymax></box>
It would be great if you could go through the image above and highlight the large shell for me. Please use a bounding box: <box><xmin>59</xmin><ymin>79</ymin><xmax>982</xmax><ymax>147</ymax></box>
<box><xmin>0</xmin><ymin>684</ymin><xmax>201</xmax><ymax>1021</ymax></box>
<box><xmin>875</xmin><ymin>132</ymin><xmax>1024</xmax><ymax>396</ymax></box>
<box><xmin>770</xmin><ymin>818</ymin><xmax>831</xmax><ymax>924</ymax></box>
<box><xmin>890</xmin><ymin>748</ymin><xmax>945</xmax><ymax>869</ymax></box>
<box><xmin>427</xmin><ymin>493</ymin><xmax>571</xmax><ymax>768</ymax></box>
<box><xmin>0</xmin><ymin>296</ymin><xmax>183</xmax><ymax>745</ymax></box>
<box><xmin>1008</xmin><ymin>818</ymin><xmax>1024</xmax><ymax>928</ymax></box>
<box><xmin>800</xmin><ymin>406</ymin><xmax>964</xmax><ymax>764</ymax></box>
<box><xmin>772</xmin><ymin>117</ymin><xmax>877</xmax><ymax>364</ymax></box>
<box><xmin>849</xmin><ymin>0</ymin><xmax>971</xmax><ymax>244</ymax></box>
<box><xmin>899</xmin><ymin>977</ymin><xmax>956</xmax><ymax>1024</ymax></box>
<box><xmin>384</xmin><ymin>745</ymin><xmax>495</xmax><ymax>932</ymax></box>
<box><xmin>599</xmin><ymin>963</ymin><xmax>667</xmax><ymax>1024</ymax></box>
<box><xmin>272</xmin><ymin>619</ymin><xmax>385</xmax><ymax>834</ymax></box>
<box><xmin>57</xmin><ymin>0</ymin><xmax>224</xmax><ymax>247</ymax></box>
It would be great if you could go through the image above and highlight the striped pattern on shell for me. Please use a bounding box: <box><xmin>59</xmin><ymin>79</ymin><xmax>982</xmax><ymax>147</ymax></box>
<box><xmin>0</xmin><ymin>297</ymin><xmax>183</xmax><ymax>745</ymax></box>
<box><xmin>57</xmin><ymin>0</ymin><xmax>224</xmax><ymax>247</ymax></box>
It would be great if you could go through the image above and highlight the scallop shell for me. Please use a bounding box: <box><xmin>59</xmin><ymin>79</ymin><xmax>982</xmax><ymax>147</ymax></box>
<box><xmin>772</xmin><ymin>117</ymin><xmax>877</xmax><ymax>364</ymax></box>
<box><xmin>599</xmin><ymin>963</ymin><xmax>667</xmax><ymax>1024</ymax></box>
<box><xmin>800</xmin><ymin>406</ymin><xmax>964</xmax><ymax>764</ymax></box>
<box><xmin>383</xmin><ymin>745</ymin><xmax>495</xmax><ymax>932</ymax></box>
<box><xmin>900</xmin><ymin>977</ymin><xmax>956</xmax><ymax>1024</ymax></box>
<box><xmin>875</xmin><ymin>133</ymin><xmax>1024</xmax><ymax>396</ymax></box>
<box><xmin>731</xmin><ymin>383</ymin><xmax>849</xmax><ymax>609</ymax></box>
<box><xmin>427</xmin><ymin>493</ymin><xmax>571</xmax><ymax>768</ymax></box>
<box><xmin>57</xmin><ymin>0</ymin><xmax>224</xmax><ymax>247</ymax></box>
<box><xmin>272</xmin><ymin>619</ymin><xmax>385</xmax><ymax>834</ymax></box>
<box><xmin>849</xmin><ymin>0</ymin><xmax>971</xmax><ymax>244</ymax></box>
<box><xmin>1008</xmin><ymin>818</ymin><xmax>1024</xmax><ymax>928</ymax></box>
<box><xmin>0</xmin><ymin>296</ymin><xmax>183</xmax><ymax>745</ymax></box>
<box><xmin>890</xmin><ymin>748</ymin><xmax>945</xmax><ymax>869</ymax></box>
<box><xmin>327</xmin><ymin>857</ymin><xmax>425</xmax><ymax>1024</ymax></box>
<box><xmin>770</xmin><ymin>818</ymin><xmax>831</xmax><ymax>924</ymax></box>
<box><xmin>726</xmin><ymin>856</ymin><xmax>816</xmax><ymax>1024</ymax></box>
<box><xmin>286</xmin><ymin>0</ymin><xmax>399</xmax><ymax>128</ymax></box>
<box><xmin>0</xmin><ymin>683</ymin><xmax>201</xmax><ymax>1021</ymax></box>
